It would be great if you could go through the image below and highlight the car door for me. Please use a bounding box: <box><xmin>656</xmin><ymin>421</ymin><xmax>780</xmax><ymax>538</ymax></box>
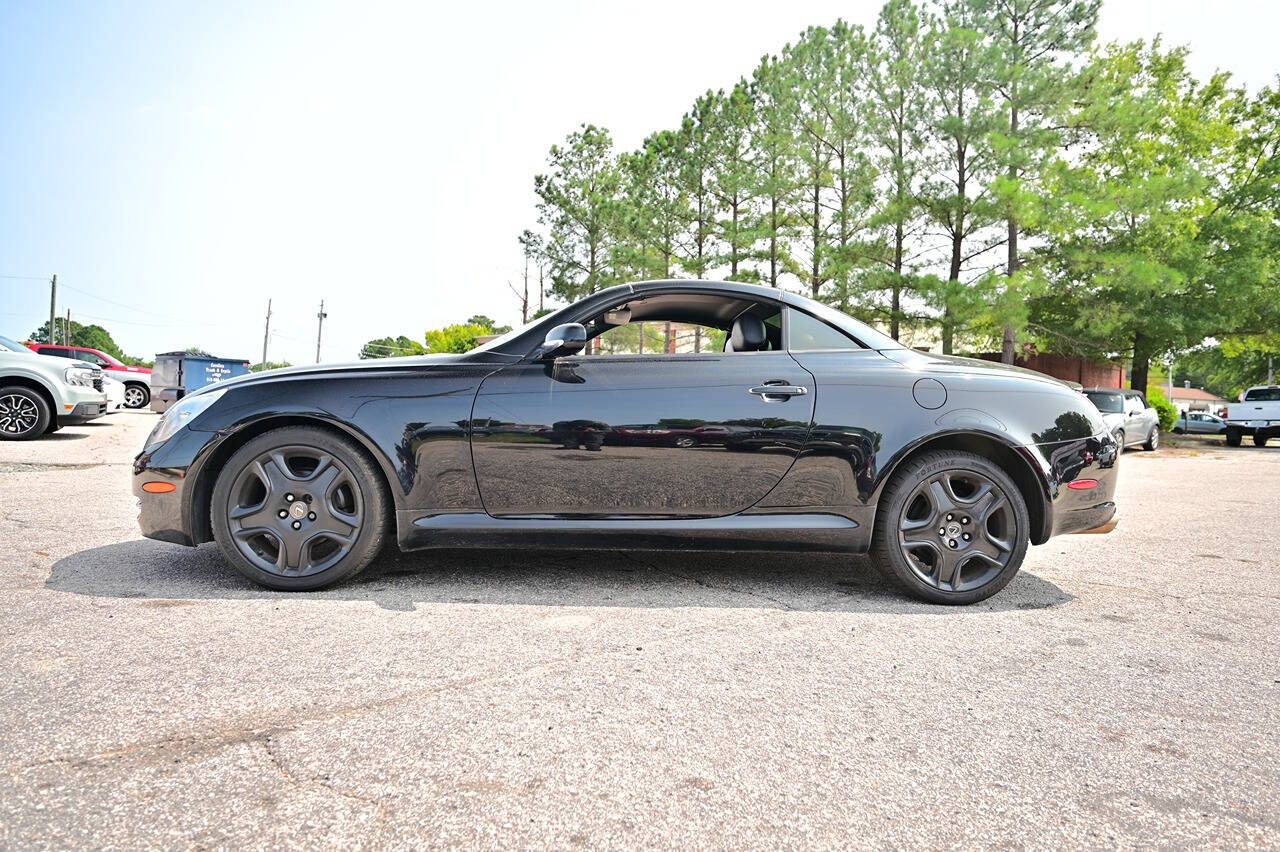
<box><xmin>470</xmin><ymin>347</ymin><xmax>815</xmax><ymax>518</ymax></box>
<box><xmin>1124</xmin><ymin>395</ymin><xmax>1148</xmax><ymax>438</ymax></box>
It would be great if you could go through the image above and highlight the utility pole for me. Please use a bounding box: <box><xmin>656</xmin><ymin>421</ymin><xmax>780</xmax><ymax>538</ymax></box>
<box><xmin>65</xmin><ymin>309</ymin><xmax>71</xmax><ymax>346</ymax></box>
<box><xmin>261</xmin><ymin>299</ymin><xmax>272</xmax><ymax>367</ymax></box>
<box><xmin>48</xmin><ymin>274</ymin><xmax>57</xmax><ymax>344</ymax></box>
<box><xmin>315</xmin><ymin>300</ymin><xmax>327</xmax><ymax>364</ymax></box>
<box><xmin>1269</xmin><ymin>354</ymin><xmax>1275</xmax><ymax>385</ymax></box>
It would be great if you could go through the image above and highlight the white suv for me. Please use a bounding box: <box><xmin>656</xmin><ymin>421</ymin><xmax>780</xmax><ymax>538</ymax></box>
<box><xmin>0</xmin><ymin>334</ymin><xmax>107</xmax><ymax>439</ymax></box>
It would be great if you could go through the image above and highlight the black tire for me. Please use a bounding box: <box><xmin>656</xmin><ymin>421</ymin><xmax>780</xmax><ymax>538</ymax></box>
<box><xmin>1254</xmin><ymin>433</ymin><xmax>1269</xmax><ymax>448</ymax></box>
<box><xmin>211</xmin><ymin>426</ymin><xmax>389</xmax><ymax>591</ymax></box>
<box><xmin>1143</xmin><ymin>428</ymin><xmax>1159</xmax><ymax>451</ymax></box>
<box><xmin>0</xmin><ymin>386</ymin><xmax>52</xmax><ymax>441</ymax></box>
<box><xmin>870</xmin><ymin>450</ymin><xmax>1031</xmax><ymax>605</ymax></box>
<box><xmin>123</xmin><ymin>383</ymin><xmax>150</xmax><ymax>409</ymax></box>
<box><xmin>1225</xmin><ymin>428</ymin><xmax>1242</xmax><ymax>447</ymax></box>
<box><xmin>44</xmin><ymin>421</ymin><xmax>62</xmax><ymax>434</ymax></box>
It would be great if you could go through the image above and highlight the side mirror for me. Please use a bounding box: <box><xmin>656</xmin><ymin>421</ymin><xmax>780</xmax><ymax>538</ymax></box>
<box><xmin>537</xmin><ymin>323</ymin><xmax>587</xmax><ymax>359</ymax></box>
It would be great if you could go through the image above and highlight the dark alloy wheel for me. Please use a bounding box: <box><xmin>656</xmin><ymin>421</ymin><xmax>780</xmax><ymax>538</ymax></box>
<box><xmin>1144</xmin><ymin>428</ymin><xmax>1159</xmax><ymax>451</ymax></box>
<box><xmin>123</xmin><ymin>384</ymin><xmax>150</xmax><ymax>409</ymax></box>
<box><xmin>211</xmin><ymin>427</ymin><xmax>388</xmax><ymax>590</ymax></box>
<box><xmin>0</xmin><ymin>386</ymin><xmax>51</xmax><ymax>441</ymax></box>
<box><xmin>871</xmin><ymin>450</ymin><xmax>1030</xmax><ymax>604</ymax></box>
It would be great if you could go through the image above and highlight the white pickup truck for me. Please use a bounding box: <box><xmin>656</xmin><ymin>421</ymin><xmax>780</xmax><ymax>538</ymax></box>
<box><xmin>1224</xmin><ymin>385</ymin><xmax>1280</xmax><ymax>447</ymax></box>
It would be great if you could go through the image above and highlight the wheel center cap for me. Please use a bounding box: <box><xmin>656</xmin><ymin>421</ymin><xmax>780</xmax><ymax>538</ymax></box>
<box><xmin>945</xmin><ymin>522</ymin><xmax>962</xmax><ymax>538</ymax></box>
<box><xmin>289</xmin><ymin>501</ymin><xmax>308</xmax><ymax>519</ymax></box>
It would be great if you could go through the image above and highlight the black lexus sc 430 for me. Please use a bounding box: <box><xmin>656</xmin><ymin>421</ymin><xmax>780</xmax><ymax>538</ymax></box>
<box><xmin>134</xmin><ymin>280</ymin><xmax>1118</xmax><ymax>604</ymax></box>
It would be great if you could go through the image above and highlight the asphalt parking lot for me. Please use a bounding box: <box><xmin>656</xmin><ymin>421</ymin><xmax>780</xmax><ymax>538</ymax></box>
<box><xmin>2</xmin><ymin>411</ymin><xmax>1278</xmax><ymax>848</ymax></box>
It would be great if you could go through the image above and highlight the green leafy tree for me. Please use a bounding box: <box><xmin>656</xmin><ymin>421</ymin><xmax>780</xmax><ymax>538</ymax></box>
<box><xmin>864</xmin><ymin>0</ymin><xmax>930</xmax><ymax>338</ymax></box>
<box><xmin>674</xmin><ymin>94</ymin><xmax>721</xmax><ymax>278</ymax></box>
<box><xmin>784</xmin><ymin>26</ymin><xmax>838</xmax><ymax>300</ymax></box>
<box><xmin>1033</xmin><ymin>42</ymin><xmax>1247</xmax><ymax>391</ymax></box>
<box><xmin>975</xmin><ymin>0</ymin><xmax>1101</xmax><ymax>362</ymax></box>
<box><xmin>359</xmin><ymin>336</ymin><xmax>427</xmax><ymax>359</ymax></box>
<box><xmin>918</xmin><ymin>1</ymin><xmax>1001</xmax><ymax>353</ymax></box>
<box><xmin>535</xmin><ymin>124</ymin><xmax>620</xmax><ymax>301</ymax></box>
<box><xmin>708</xmin><ymin>80</ymin><xmax>760</xmax><ymax>281</ymax></box>
<box><xmin>747</xmin><ymin>54</ymin><xmax>798</xmax><ymax>287</ymax></box>
<box><xmin>27</xmin><ymin>319</ymin><xmax>139</xmax><ymax>362</ymax></box>
<box><xmin>424</xmin><ymin>323</ymin><xmax>497</xmax><ymax>354</ymax></box>
<box><xmin>250</xmin><ymin>360</ymin><xmax>292</xmax><ymax>372</ymax></box>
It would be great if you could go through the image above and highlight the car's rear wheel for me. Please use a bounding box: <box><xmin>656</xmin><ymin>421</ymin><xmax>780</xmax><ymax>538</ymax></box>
<box><xmin>211</xmin><ymin>426</ymin><xmax>388</xmax><ymax>591</ymax></box>
<box><xmin>1143</xmin><ymin>428</ymin><xmax>1159</xmax><ymax>451</ymax></box>
<box><xmin>123</xmin><ymin>383</ymin><xmax>150</xmax><ymax>409</ymax></box>
<box><xmin>0</xmin><ymin>386</ymin><xmax>51</xmax><ymax>441</ymax></box>
<box><xmin>870</xmin><ymin>450</ymin><xmax>1030</xmax><ymax>605</ymax></box>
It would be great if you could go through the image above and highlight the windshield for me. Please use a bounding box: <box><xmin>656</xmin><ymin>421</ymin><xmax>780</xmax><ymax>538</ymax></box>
<box><xmin>1084</xmin><ymin>391</ymin><xmax>1123</xmax><ymax>414</ymax></box>
<box><xmin>470</xmin><ymin>304</ymin><xmax>576</xmax><ymax>353</ymax></box>
<box><xmin>0</xmin><ymin>334</ymin><xmax>33</xmax><ymax>354</ymax></box>
<box><xmin>1244</xmin><ymin>387</ymin><xmax>1280</xmax><ymax>401</ymax></box>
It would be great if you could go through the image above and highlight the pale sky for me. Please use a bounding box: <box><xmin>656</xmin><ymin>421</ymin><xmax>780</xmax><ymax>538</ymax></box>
<box><xmin>1</xmin><ymin>0</ymin><xmax>1276</xmax><ymax>365</ymax></box>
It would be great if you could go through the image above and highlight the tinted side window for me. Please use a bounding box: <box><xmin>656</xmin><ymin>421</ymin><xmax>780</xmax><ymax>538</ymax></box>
<box><xmin>787</xmin><ymin>308</ymin><xmax>862</xmax><ymax>351</ymax></box>
<box><xmin>1244</xmin><ymin>388</ymin><xmax>1280</xmax><ymax>401</ymax></box>
<box><xmin>41</xmin><ymin>346</ymin><xmax>71</xmax><ymax>358</ymax></box>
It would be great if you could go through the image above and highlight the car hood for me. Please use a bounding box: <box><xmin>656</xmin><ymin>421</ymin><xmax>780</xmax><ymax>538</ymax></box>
<box><xmin>188</xmin><ymin>353</ymin><xmax>470</xmax><ymax>395</ymax></box>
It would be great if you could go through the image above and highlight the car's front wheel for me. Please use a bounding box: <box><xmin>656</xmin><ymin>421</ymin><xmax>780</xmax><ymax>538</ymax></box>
<box><xmin>870</xmin><ymin>450</ymin><xmax>1030</xmax><ymax>605</ymax></box>
<box><xmin>1255</xmin><ymin>433</ymin><xmax>1270</xmax><ymax>448</ymax></box>
<box><xmin>0</xmin><ymin>386</ymin><xmax>51</xmax><ymax>440</ymax></box>
<box><xmin>210</xmin><ymin>426</ymin><xmax>388</xmax><ymax>591</ymax></box>
<box><xmin>1225</xmin><ymin>428</ymin><xmax>1242</xmax><ymax>447</ymax></box>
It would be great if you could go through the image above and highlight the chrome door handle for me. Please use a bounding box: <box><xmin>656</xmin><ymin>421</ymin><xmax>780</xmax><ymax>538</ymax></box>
<box><xmin>749</xmin><ymin>384</ymin><xmax>808</xmax><ymax>400</ymax></box>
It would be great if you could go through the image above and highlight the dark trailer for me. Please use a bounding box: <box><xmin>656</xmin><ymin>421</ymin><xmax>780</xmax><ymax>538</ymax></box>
<box><xmin>149</xmin><ymin>351</ymin><xmax>250</xmax><ymax>413</ymax></box>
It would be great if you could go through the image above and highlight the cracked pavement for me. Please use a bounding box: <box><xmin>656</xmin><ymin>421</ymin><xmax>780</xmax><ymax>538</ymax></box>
<box><xmin>1</xmin><ymin>411</ymin><xmax>1278</xmax><ymax>848</ymax></box>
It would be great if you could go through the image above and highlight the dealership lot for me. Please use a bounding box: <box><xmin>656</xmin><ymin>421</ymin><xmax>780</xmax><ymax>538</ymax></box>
<box><xmin>1</xmin><ymin>412</ymin><xmax>1277</xmax><ymax>847</ymax></box>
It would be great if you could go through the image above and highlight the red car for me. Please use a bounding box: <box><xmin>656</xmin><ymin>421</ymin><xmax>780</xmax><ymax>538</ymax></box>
<box><xmin>25</xmin><ymin>343</ymin><xmax>152</xmax><ymax>409</ymax></box>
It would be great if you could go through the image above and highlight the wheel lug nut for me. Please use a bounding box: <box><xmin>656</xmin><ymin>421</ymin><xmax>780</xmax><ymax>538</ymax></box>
<box><xmin>948</xmin><ymin>539</ymin><xmax>958</xmax><ymax>548</ymax></box>
<box><xmin>291</xmin><ymin>520</ymin><xmax>302</xmax><ymax>530</ymax></box>
<box><xmin>938</xmin><ymin>528</ymin><xmax>946</xmax><ymax>535</ymax></box>
<box><xmin>278</xmin><ymin>509</ymin><xmax>288</xmax><ymax>518</ymax></box>
<box><xmin>308</xmin><ymin>512</ymin><xmax>316</xmax><ymax>521</ymax></box>
<box><xmin>946</xmin><ymin>514</ymin><xmax>953</xmax><ymax>521</ymax></box>
<box><xmin>285</xmin><ymin>493</ymin><xmax>295</xmax><ymax>502</ymax></box>
<box><xmin>962</xmin><ymin>533</ymin><xmax>971</xmax><ymax>541</ymax></box>
<box><xmin>961</xmin><ymin>517</ymin><xmax>969</xmax><ymax>525</ymax></box>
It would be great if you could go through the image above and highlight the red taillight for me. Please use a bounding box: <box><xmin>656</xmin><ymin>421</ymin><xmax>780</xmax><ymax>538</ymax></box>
<box><xmin>141</xmin><ymin>481</ymin><xmax>176</xmax><ymax>493</ymax></box>
<box><xmin>1067</xmin><ymin>479</ymin><xmax>1098</xmax><ymax>491</ymax></box>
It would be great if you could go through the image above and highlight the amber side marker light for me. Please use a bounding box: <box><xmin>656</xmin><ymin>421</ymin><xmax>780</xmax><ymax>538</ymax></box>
<box><xmin>141</xmin><ymin>482</ymin><xmax>176</xmax><ymax>494</ymax></box>
<box><xmin>1066</xmin><ymin>479</ymin><xmax>1098</xmax><ymax>491</ymax></box>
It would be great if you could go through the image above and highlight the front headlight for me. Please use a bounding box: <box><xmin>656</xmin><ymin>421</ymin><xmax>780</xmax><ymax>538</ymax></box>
<box><xmin>146</xmin><ymin>388</ymin><xmax>227</xmax><ymax>447</ymax></box>
<box><xmin>64</xmin><ymin>366</ymin><xmax>97</xmax><ymax>387</ymax></box>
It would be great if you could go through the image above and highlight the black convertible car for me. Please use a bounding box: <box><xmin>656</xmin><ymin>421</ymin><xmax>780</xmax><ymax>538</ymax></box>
<box><xmin>133</xmin><ymin>280</ymin><xmax>1118</xmax><ymax>604</ymax></box>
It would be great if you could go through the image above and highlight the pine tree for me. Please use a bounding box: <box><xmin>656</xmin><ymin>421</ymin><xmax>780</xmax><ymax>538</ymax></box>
<box><xmin>864</xmin><ymin>0</ymin><xmax>929</xmax><ymax>339</ymax></box>
<box><xmin>918</xmin><ymin>1</ymin><xmax>1001</xmax><ymax>353</ymax></box>
<box><xmin>708</xmin><ymin>81</ymin><xmax>760</xmax><ymax>281</ymax></box>
<box><xmin>974</xmin><ymin>0</ymin><xmax>1101</xmax><ymax>362</ymax></box>
<box><xmin>534</xmin><ymin>124</ymin><xmax>621</xmax><ymax>301</ymax></box>
<box><xmin>747</xmin><ymin>54</ymin><xmax>798</xmax><ymax>288</ymax></box>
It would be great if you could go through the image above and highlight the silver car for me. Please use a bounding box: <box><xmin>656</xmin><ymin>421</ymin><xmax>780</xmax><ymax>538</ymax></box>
<box><xmin>1083</xmin><ymin>388</ymin><xmax>1160</xmax><ymax>451</ymax></box>
<box><xmin>1174</xmin><ymin>411</ymin><xmax>1226</xmax><ymax>435</ymax></box>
